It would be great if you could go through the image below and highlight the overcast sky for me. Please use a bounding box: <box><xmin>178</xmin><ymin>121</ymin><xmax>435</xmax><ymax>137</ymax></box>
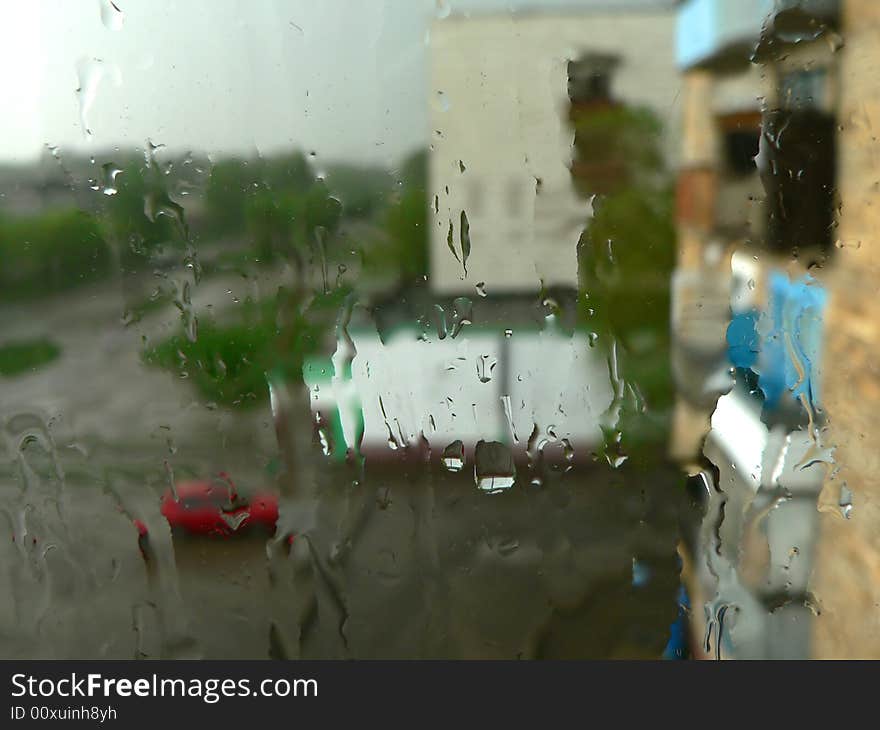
<box><xmin>0</xmin><ymin>0</ymin><xmax>674</xmax><ymax>166</ymax></box>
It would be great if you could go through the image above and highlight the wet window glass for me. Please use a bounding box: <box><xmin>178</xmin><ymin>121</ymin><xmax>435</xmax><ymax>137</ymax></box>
<box><xmin>0</xmin><ymin>0</ymin><xmax>872</xmax><ymax>660</ymax></box>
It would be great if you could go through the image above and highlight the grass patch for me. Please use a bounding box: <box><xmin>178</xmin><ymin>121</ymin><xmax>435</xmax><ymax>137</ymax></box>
<box><xmin>0</xmin><ymin>338</ymin><xmax>61</xmax><ymax>376</ymax></box>
<box><xmin>145</xmin><ymin>318</ymin><xmax>285</xmax><ymax>406</ymax></box>
<box><xmin>142</xmin><ymin>288</ymin><xmax>348</xmax><ymax>407</ymax></box>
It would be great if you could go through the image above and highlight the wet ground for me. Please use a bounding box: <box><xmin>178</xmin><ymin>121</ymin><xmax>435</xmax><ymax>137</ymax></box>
<box><xmin>0</xmin><ymin>460</ymin><xmax>688</xmax><ymax>659</ymax></box>
<box><xmin>0</xmin><ymin>271</ymin><xmax>690</xmax><ymax>659</ymax></box>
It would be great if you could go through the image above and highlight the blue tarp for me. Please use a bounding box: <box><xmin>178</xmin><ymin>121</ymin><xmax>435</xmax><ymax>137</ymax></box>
<box><xmin>726</xmin><ymin>272</ymin><xmax>826</xmax><ymax>411</ymax></box>
<box><xmin>662</xmin><ymin>584</ymin><xmax>690</xmax><ymax>660</ymax></box>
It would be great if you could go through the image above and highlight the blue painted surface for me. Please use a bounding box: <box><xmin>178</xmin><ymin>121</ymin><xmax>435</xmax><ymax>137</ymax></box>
<box><xmin>632</xmin><ymin>559</ymin><xmax>652</xmax><ymax>588</ymax></box>
<box><xmin>725</xmin><ymin>272</ymin><xmax>826</xmax><ymax>412</ymax></box>
<box><xmin>759</xmin><ymin>272</ymin><xmax>826</xmax><ymax>410</ymax></box>
<box><xmin>662</xmin><ymin>584</ymin><xmax>690</xmax><ymax>660</ymax></box>
<box><xmin>676</xmin><ymin>0</ymin><xmax>773</xmax><ymax>69</ymax></box>
<box><xmin>726</xmin><ymin>309</ymin><xmax>760</xmax><ymax>370</ymax></box>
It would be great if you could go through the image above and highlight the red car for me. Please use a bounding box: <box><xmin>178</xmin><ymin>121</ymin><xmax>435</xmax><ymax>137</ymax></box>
<box><xmin>160</xmin><ymin>476</ymin><xmax>279</xmax><ymax>537</ymax></box>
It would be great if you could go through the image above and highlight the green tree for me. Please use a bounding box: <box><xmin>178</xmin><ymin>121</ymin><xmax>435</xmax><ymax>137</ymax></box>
<box><xmin>383</xmin><ymin>188</ymin><xmax>428</xmax><ymax>281</ymax></box>
<box><xmin>0</xmin><ymin>209</ymin><xmax>111</xmax><ymax>300</ymax></box>
<box><xmin>101</xmin><ymin>159</ymin><xmax>176</xmax><ymax>273</ymax></box>
<box><xmin>323</xmin><ymin>163</ymin><xmax>393</xmax><ymax>219</ymax></box>
<box><xmin>575</xmin><ymin>106</ymin><xmax>676</xmax><ymax>411</ymax></box>
<box><xmin>204</xmin><ymin>158</ymin><xmax>258</xmax><ymax>235</ymax></box>
<box><xmin>370</xmin><ymin>149</ymin><xmax>429</xmax><ymax>283</ymax></box>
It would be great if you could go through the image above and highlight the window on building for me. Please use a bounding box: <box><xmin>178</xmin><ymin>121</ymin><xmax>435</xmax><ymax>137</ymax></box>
<box><xmin>567</xmin><ymin>53</ymin><xmax>620</xmax><ymax>106</ymax></box>
<box><xmin>780</xmin><ymin>68</ymin><xmax>828</xmax><ymax>111</ymax></box>
<box><xmin>762</xmin><ymin>106</ymin><xmax>836</xmax><ymax>254</ymax></box>
<box><xmin>718</xmin><ymin>112</ymin><xmax>762</xmax><ymax>177</ymax></box>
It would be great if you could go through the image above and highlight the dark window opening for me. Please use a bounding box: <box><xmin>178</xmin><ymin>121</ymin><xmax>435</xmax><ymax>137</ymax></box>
<box><xmin>762</xmin><ymin>107</ymin><xmax>836</xmax><ymax>255</ymax></box>
<box><xmin>724</xmin><ymin>130</ymin><xmax>761</xmax><ymax>176</ymax></box>
<box><xmin>567</xmin><ymin>53</ymin><xmax>620</xmax><ymax>107</ymax></box>
<box><xmin>780</xmin><ymin>68</ymin><xmax>828</xmax><ymax>111</ymax></box>
<box><xmin>718</xmin><ymin>112</ymin><xmax>762</xmax><ymax>178</ymax></box>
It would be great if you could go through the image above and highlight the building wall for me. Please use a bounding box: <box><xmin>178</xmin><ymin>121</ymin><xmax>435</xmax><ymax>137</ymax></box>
<box><xmin>672</xmin><ymin>0</ymin><xmax>880</xmax><ymax>658</ymax></box>
<box><xmin>669</xmin><ymin>68</ymin><xmax>728</xmax><ymax>462</ymax></box>
<box><xmin>428</xmin><ymin>11</ymin><xmax>680</xmax><ymax>295</ymax></box>
<box><xmin>811</xmin><ymin>0</ymin><xmax>880</xmax><ymax>659</ymax></box>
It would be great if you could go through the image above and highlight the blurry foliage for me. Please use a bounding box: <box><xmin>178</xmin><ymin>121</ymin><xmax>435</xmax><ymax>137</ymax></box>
<box><xmin>204</xmin><ymin>153</ymin><xmax>371</xmax><ymax>275</ymax></box>
<box><xmin>204</xmin><ymin>158</ymin><xmax>259</xmax><ymax>235</ymax></box>
<box><xmin>0</xmin><ymin>144</ymin><xmax>429</xmax><ymax>409</ymax></box>
<box><xmin>193</xmin><ymin>148</ymin><xmax>428</xmax><ymax>286</ymax></box>
<box><xmin>0</xmin><ymin>208</ymin><xmax>111</xmax><ymax>300</ymax></box>
<box><xmin>145</xmin><ymin>149</ymin><xmax>430</xmax><ymax>407</ymax></box>
<box><xmin>245</xmin><ymin>178</ymin><xmax>343</xmax><ymax>264</ymax></box>
<box><xmin>143</xmin><ymin>286</ymin><xmax>350</xmax><ymax>407</ymax></box>
<box><xmin>245</xmin><ymin>190</ymin><xmax>304</xmax><ymax>262</ymax></box>
<box><xmin>583</xmin><ymin>188</ymin><xmax>676</xmax><ymax>338</ymax></box>
<box><xmin>575</xmin><ymin>106</ymin><xmax>675</xmax><ymax>410</ymax></box>
<box><xmin>101</xmin><ymin>158</ymin><xmax>177</xmax><ymax>273</ymax></box>
<box><xmin>323</xmin><ymin>164</ymin><xmax>394</xmax><ymax>220</ymax></box>
<box><xmin>362</xmin><ymin>149</ymin><xmax>429</xmax><ymax>283</ymax></box>
<box><xmin>0</xmin><ymin>338</ymin><xmax>61</xmax><ymax>377</ymax></box>
<box><xmin>204</xmin><ymin>152</ymin><xmax>314</xmax><ymax>237</ymax></box>
<box><xmin>380</xmin><ymin>187</ymin><xmax>428</xmax><ymax>281</ymax></box>
<box><xmin>570</xmin><ymin>105</ymin><xmax>666</xmax><ymax>197</ymax></box>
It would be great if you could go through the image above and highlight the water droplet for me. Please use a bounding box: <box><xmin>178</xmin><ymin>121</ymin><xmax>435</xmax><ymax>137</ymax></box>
<box><xmin>442</xmin><ymin>440</ymin><xmax>464</xmax><ymax>472</ymax></box>
<box><xmin>459</xmin><ymin>210</ymin><xmax>471</xmax><ymax>276</ymax></box>
<box><xmin>561</xmin><ymin>438</ymin><xmax>575</xmax><ymax>469</ymax></box>
<box><xmin>476</xmin><ymin>354</ymin><xmax>497</xmax><ymax>383</ymax></box>
<box><xmin>183</xmin><ymin>311</ymin><xmax>198</xmax><ymax>344</ymax></box>
<box><xmin>75</xmin><ymin>57</ymin><xmax>120</xmax><ymax>139</ymax></box>
<box><xmin>99</xmin><ymin>0</ymin><xmax>125</xmax><ymax>31</ymax></box>
<box><xmin>839</xmin><ymin>484</ymin><xmax>853</xmax><ymax>519</ymax></box>
<box><xmin>100</xmin><ymin>162</ymin><xmax>123</xmax><ymax>195</ymax></box>
<box><xmin>526</xmin><ymin>422</ymin><xmax>547</xmax><ymax>480</ymax></box>
<box><xmin>475</xmin><ymin>282</ymin><xmax>487</xmax><ymax>297</ymax></box>
<box><xmin>497</xmin><ymin>538</ymin><xmax>519</xmax><ymax>557</ymax></box>
<box><xmin>213</xmin><ymin>354</ymin><xmax>226</xmax><ymax>379</ymax></box>
<box><xmin>474</xmin><ymin>440</ymin><xmax>515</xmax><ymax>494</ymax></box>
<box><xmin>450</xmin><ymin>297</ymin><xmax>473</xmax><ymax>338</ymax></box>
<box><xmin>219</xmin><ymin>511</ymin><xmax>249</xmax><ymax>532</ymax></box>
<box><xmin>446</xmin><ymin>219</ymin><xmax>460</xmax><ymax>265</ymax></box>
<box><xmin>835</xmin><ymin>239</ymin><xmax>861</xmax><ymax>250</ymax></box>
<box><xmin>143</xmin><ymin>190</ymin><xmax>187</xmax><ymax>232</ymax></box>
<box><xmin>435</xmin><ymin>0</ymin><xmax>451</xmax><ymax>19</ymax></box>
<box><xmin>601</xmin><ymin>428</ymin><xmax>627</xmax><ymax>468</ymax></box>
<box><xmin>432</xmin><ymin>90</ymin><xmax>450</xmax><ymax>113</ymax></box>
<box><xmin>825</xmin><ymin>31</ymin><xmax>844</xmax><ymax>53</ymax></box>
